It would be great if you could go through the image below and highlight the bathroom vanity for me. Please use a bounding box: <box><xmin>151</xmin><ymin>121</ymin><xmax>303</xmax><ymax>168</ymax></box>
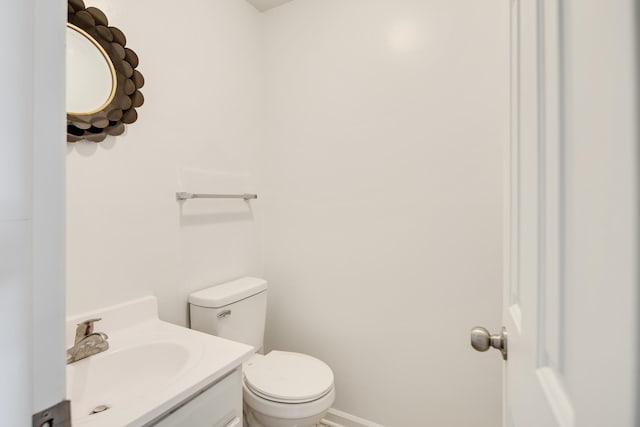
<box><xmin>151</xmin><ymin>368</ymin><xmax>242</xmax><ymax>427</ymax></box>
<box><xmin>65</xmin><ymin>297</ymin><xmax>253</xmax><ymax>427</ymax></box>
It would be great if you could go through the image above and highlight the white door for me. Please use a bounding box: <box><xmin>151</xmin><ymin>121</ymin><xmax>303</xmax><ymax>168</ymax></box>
<box><xmin>494</xmin><ymin>1</ymin><xmax>638</xmax><ymax>426</ymax></box>
<box><xmin>0</xmin><ymin>0</ymin><xmax>66</xmax><ymax>425</ymax></box>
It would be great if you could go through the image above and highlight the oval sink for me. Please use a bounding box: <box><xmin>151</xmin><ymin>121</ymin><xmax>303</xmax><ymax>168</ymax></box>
<box><xmin>67</xmin><ymin>342</ymin><xmax>191</xmax><ymax>421</ymax></box>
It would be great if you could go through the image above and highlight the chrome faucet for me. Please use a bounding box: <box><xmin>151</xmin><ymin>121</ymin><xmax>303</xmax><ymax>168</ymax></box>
<box><xmin>66</xmin><ymin>318</ymin><xmax>109</xmax><ymax>364</ymax></box>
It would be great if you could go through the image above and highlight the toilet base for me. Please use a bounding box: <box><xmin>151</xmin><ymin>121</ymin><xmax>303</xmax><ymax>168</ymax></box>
<box><xmin>244</xmin><ymin>404</ymin><xmax>328</xmax><ymax>427</ymax></box>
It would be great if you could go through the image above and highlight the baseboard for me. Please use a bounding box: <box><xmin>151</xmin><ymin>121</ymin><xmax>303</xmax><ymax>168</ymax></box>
<box><xmin>320</xmin><ymin>408</ymin><xmax>385</xmax><ymax>427</ymax></box>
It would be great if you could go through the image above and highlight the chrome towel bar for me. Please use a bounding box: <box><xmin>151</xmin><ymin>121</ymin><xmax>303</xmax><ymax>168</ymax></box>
<box><xmin>176</xmin><ymin>192</ymin><xmax>258</xmax><ymax>201</ymax></box>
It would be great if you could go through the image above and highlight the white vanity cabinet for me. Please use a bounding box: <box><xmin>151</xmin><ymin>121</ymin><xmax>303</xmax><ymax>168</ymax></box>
<box><xmin>150</xmin><ymin>367</ymin><xmax>243</xmax><ymax>427</ymax></box>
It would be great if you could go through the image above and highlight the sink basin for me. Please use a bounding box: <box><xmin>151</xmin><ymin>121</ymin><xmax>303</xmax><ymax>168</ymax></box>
<box><xmin>68</xmin><ymin>342</ymin><xmax>191</xmax><ymax>421</ymax></box>
<box><xmin>65</xmin><ymin>297</ymin><xmax>253</xmax><ymax>427</ymax></box>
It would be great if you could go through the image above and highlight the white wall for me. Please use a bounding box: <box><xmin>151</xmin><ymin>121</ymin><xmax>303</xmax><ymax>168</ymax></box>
<box><xmin>260</xmin><ymin>1</ymin><xmax>507</xmax><ymax>425</ymax></box>
<box><xmin>66</xmin><ymin>0</ymin><xmax>264</xmax><ymax>326</ymax></box>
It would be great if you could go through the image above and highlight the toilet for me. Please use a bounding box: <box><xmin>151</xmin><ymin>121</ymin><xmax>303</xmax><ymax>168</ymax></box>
<box><xmin>189</xmin><ymin>277</ymin><xmax>335</xmax><ymax>427</ymax></box>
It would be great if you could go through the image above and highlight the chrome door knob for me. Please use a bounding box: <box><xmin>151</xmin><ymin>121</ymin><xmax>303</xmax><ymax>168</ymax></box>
<box><xmin>470</xmin><ymin>326</ymin><xmax>508</xmax><ymax>360</ymax></box>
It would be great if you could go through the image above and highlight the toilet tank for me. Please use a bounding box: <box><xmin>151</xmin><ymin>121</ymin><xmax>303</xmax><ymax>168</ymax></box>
<box><xmin>189</xmin><ymin>277</ymin><xmax>267</xmax><ymax>352</ymax></box>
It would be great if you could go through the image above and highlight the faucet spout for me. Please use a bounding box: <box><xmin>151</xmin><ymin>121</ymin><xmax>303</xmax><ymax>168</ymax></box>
<box><xmin>67</xmin><ymin>319</ymin><xmax>109</xmax><ymax>364</ymax></box>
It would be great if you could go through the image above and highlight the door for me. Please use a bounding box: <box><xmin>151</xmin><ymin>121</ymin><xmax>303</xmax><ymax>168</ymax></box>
<box><xmin>0</xmin><ymin>0</ymin><xmax>66</xmax><ymax>425</ymax></box>
<box><xmin>499</xmin><ymin>1</ymin><xmax>638</xmax><ymax>426</ymax></box>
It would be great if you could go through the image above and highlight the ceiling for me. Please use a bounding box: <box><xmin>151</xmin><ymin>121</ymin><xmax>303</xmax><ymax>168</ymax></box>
<box><xmin>245</xmin><ymin>0</ymin><xmax>296</xmax><ymax>12</ymax></box>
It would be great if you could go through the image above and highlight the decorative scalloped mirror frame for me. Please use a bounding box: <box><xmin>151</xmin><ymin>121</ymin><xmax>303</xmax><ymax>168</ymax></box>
<box><xmin>67</xmin><ymin>0</ymin><xmax>144</xmax><ymax>143</ymax></box>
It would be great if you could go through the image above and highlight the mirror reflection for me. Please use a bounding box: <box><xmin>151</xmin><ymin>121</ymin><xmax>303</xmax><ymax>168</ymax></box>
<box><xmin>66</xmin><ymin>23</ymin><xmax>116</xmax><ymax>115</ymax></box>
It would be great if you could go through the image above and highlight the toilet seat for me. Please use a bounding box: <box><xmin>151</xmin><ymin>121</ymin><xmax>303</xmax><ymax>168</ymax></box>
<box><xmin>244</xmin><ymin>351</ymin><xmax>334</xmax><ymax>404</ymax></box>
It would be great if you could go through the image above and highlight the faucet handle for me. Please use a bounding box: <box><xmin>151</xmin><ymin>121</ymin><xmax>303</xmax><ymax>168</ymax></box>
<box><xmin>75</xmin><ymin>318</ymin><xmax>102</xmax><ymax>342</ymax></box>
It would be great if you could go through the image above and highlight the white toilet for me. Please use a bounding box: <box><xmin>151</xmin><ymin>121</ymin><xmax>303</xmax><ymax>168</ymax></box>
<box><xmin>189</xmin><ymin>277</ymin><xmax>335</xmax><ymax>427</ymax></box>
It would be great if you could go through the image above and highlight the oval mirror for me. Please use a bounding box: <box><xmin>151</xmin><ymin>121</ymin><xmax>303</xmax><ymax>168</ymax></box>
<box><xmin>66</xmin><ymin>23</ymin><xmax>116</xmax><ymax>115</ymax></box>
<box><xmin>67</xmin><ymin>0</ymin><xmax>145</xmax><ymax>143</ymax></box>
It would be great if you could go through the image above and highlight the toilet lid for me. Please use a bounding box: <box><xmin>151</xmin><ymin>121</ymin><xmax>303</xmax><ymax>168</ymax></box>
<box><xmin>244</xmin><ymin>351</ymin><xmax>334</xmax><ymax>403</ymax></box>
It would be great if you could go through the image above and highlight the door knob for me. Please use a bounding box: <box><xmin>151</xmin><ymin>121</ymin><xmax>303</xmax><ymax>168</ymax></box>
<box><xmin>470</xmin><ymin>326</ymin><xmax>508</xmax><ymax>360</ymax></box>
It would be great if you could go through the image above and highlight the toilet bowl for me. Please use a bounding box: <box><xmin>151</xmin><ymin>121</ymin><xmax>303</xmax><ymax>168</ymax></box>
<box><xmin>242</xmin><ymin>352</ymin><xmax>335</xmax><ymax>427</ymax></box>
<box><xmin>188</xmin><ymin>277</ymin><xmax>335</xmax><ymax>427</ymax></box>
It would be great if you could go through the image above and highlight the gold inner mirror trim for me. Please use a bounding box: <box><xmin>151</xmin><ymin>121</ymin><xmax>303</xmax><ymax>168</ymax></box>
<box><xmin>67</xmin><ymin>23</ymin><xmax>118</xmax><ymax>116</ymax></box>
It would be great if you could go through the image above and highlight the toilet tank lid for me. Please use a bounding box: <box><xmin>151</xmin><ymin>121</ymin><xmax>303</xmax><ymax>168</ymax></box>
<box><xmin>189</xmin><ymin>277</ymin><xmax>267</xmax><ymax>308</ymax></box>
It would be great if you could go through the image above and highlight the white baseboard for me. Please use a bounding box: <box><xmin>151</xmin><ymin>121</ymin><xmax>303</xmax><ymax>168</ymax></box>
<box><xmin>320</xmin><ymin>408</ymin><xmax>385</xmax><ymax>427</ymax></box>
